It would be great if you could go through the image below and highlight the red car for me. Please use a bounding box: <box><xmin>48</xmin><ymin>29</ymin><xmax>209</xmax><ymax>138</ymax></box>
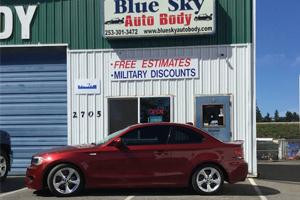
<box><xmin>25</xmin><ymin>123</ymin><xmax>248</xmax><ymax>197</ymax></box>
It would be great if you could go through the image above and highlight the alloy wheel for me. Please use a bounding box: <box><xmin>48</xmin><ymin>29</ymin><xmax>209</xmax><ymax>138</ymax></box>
<box><xmin>0</xmin><ymin>155</ymin><xmax>7</xmax><ymax>178</ymax></box>
<box><xmin>196</xmin><ymin>167</ymin><xmax>222</xmax><ymax>193</ymax></box>
<box><xmin>52</xmin><ymin>167</ymin><xmax>81</xmax><ymax>195</ymax></box>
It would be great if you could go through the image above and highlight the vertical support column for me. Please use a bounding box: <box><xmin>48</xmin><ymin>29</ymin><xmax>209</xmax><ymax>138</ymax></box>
<box><xmin>251</xmin><ymin>0</ymin><xmax>257</xmax><ymax>176</ymax></box>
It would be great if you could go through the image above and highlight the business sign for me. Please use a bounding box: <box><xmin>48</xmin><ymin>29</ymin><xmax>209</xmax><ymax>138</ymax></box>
<box><xmin>110</xmin><ymin>58</ymin><xmax>199</xmax><ymax>81</ymax></box>
<box><xmin>0</xmin><ymin>5</ymin><xmax>37</xmax><ymax>40</ymax></box>
<box><xmin>104</xmin><ymin>0</ymin><xmax>216</xmax><ymax>38</ymax></box>
<box><xmin>74</xmin><ymin>80</ymin><xmax>101</xmax><ymax>94</ymax></box>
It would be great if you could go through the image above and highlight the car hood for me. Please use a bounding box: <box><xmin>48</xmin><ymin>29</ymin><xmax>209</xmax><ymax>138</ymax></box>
<box><xmin>35</xmin><ymin>144</ymin><xmax>97</xmax><ymax>156</ymax></box>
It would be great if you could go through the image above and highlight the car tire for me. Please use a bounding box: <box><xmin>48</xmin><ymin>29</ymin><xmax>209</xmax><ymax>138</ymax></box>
<box><xmin>191</xmin><ymin>164</ymin><xmax>224</xmax><ymax>195</ymax></box>
<box><xmin>47</xmin><ymin>164</ymin><xmax>84</xmax><ymax>197</ymax></box>
<box><xmin>0</xmin><ymin>151</ymin><xmax>9</xmax><ymax>182</ymax></box>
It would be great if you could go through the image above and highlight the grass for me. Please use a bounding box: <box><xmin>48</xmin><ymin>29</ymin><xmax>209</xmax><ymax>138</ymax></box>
<box><xmin>257</xmin><ymin>123</ymin><xmax>300</xmax><ymax>139</ymax></box>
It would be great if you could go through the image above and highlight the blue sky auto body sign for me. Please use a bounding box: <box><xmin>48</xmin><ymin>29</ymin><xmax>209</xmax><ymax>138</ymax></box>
<box><xmin>110</xmin><ymin>58</ymin><xmax>199</xmax><ymax>81</ymax></box>
<box><xmin>104</xmin><ymin>0</ymin><xmax>216</xmax><ymax>38</ymax></box>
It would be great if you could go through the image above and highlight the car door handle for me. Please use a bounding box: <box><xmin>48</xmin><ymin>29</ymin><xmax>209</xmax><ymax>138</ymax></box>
<box><xmin>154</xmin><ymin>151</ymin><xmax>167</xmax><ymax>156</ymax></box>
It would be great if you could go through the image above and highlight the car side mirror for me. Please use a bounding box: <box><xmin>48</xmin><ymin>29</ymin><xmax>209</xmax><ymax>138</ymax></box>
<box><xmin>111</xmin><ymin>138</ymin><xmax>126</xmax><ymax>149</ymax></box>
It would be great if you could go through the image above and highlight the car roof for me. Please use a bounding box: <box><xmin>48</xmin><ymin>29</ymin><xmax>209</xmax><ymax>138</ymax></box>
<box><xmin>129</xmin><ymin>122</ymin><xmax>194</xmax><ymax>129</ymax></box>
<box><xmin>125</xmin><ymin>122</ymin><xmax>220</xmax><ymax>142</ymax></box>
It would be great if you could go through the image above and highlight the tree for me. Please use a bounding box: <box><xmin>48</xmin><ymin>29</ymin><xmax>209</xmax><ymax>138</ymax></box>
<box><xmin>274</xmin><ymin>110</ymin><xmax>280</xmax><ymax>122</ymax></box>
<box><xmin>292</xmin><ymin>112</ymin><xmax>299</xmax><ymax>122</ymax></box>
<box><xmin>264</xmin><ymin>113</ymin><xmax>272</xmax><ymax>122</ymax></box>
<box><xmin>279</xmin><ymin>116</ymin><xmax>286</xmax><ymax>122</ymax></box>
<box><xmin>256</xmin><ymin>106</ymin><xmax>263</xmax><ymax>122</ymax></box>
<box><xmin>285</xmin><ymin>111</ymin><xmax>293</xmax><ymax>122</ymax></box>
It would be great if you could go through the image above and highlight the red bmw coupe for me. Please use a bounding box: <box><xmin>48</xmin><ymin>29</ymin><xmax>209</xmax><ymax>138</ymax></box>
<box><xmin>25</xmin><ymin>122</ymin><xmax>248</xmax><ymax>196</ymax></box>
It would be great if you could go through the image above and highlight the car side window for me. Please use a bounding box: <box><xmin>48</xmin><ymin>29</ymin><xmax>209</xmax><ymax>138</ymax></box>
<box><xmin>168</xmin><ymin>126</ymin><xmax>203</xmax><ymax>144</ymax></box>
<box><xmin>121</xmin><ymin>126</ymin><xmax>171</xmax><ymax>146</ymax></box>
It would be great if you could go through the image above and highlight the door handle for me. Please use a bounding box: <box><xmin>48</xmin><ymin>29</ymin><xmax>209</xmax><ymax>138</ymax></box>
<box><xmin>154</xmin><ymin>150</ymin><xmax>167</xmax><ymax>156</ymax></box>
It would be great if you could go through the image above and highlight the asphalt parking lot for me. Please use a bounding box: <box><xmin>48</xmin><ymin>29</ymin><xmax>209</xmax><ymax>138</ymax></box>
<box><xmin>1</xmin><ymin>161</ymin><xmax>299</xmax><ymax>200</ymax></box>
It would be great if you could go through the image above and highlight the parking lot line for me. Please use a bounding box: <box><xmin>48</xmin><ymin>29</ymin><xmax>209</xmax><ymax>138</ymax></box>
<box><xmin>0</xmin><ymin>188</ymin><xmax>27</xmax><ymax>198</ymax></box>
<box><xmin>249</xmin><ymin>178</ymin><xmax>268</xmax><ymax>200</ymax></box>
<box><xmin>124</xmin><ymin>195</ymin><xmax>135</xmax><ymax>200</ymax></box>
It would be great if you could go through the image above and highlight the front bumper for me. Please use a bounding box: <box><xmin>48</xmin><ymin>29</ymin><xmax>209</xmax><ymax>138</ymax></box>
<box><xmin>25</xmin><ymin>165</ymin><xmax>45</xmax><ymax>191</ymax></box>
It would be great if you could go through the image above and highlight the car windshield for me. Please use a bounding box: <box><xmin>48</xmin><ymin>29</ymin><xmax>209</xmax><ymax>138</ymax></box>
<box><xmin>97</xmin><ymin>127</ymin><xmax>129</xmax><ymax>145</ymax></box>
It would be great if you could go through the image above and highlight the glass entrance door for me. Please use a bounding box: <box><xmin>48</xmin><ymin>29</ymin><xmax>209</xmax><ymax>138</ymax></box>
<box><xmin>195</xmin><ymin>96</ymin><xmax>231</xmax><ymax>142</ymax></box>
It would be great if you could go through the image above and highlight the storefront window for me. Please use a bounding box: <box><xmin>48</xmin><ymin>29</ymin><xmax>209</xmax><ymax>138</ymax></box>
<box><xmin>202</xmin><ymin>105</ymin><xmax>225</xmax><ymax>128</ymax></box>
<box><xmin>109</xmin><ymin>97</ymin><xmax>171</xmax><ymax>134</ymax></box>
<box><xmin>140</xmin><ymin>97</ymin><xmax>170</xmax><ymax>123</ymax></box>
<box><xmin>109</xmin><ymin>98</ymin><xmax>138</xmax><ymax>134</ymax></box>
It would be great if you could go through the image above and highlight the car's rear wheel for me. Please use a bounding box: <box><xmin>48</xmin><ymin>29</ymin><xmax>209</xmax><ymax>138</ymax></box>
<box><xmin>191</xmin><ymin>164</ymin><xmax>224</xmax><ymax>195</ymax></box>
<box><xmin>47</xmin><ymin>164</ymin><xmax>84</xmax><ymax>197</ymax></box>
<box><xmin>0</xmin><ymin>152</ymin><xmax>8</xmax><ymax>182</ymax></box>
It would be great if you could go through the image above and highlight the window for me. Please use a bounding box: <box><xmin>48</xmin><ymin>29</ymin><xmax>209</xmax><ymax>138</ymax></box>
<box><xmin>121</xmin><ymin>125</ymin><xmax>171</xmax><ymax>146</ymax></box>
<box><xmin>169</xmin><ymin>126</ymin><xmax>203</xmax><ymax>144</ymax></box>
<box><xmin>140</xmin><ymin>97</ymin><xmax>170</xmax><ymax>123</ymax></box>
<box><xmin>202</xmin><ymin>105</ymin><xmax>225</xmax><ymax>128</ymax></box>
<box><xmin>109</xmin><ymin>98</ymin><xmax>138</xmax><ymax>134</ymax></box>
<box><xmin>108</xmin><ymin>97</ymin><xmax>172</xmax><ymax>134</ymax></box>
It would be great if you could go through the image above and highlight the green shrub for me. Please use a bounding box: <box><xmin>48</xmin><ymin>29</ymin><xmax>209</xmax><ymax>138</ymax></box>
<box><xmin>257</xmin><ymin>123</ymin><xmax>300</xmax><ymax>139</ymax></box>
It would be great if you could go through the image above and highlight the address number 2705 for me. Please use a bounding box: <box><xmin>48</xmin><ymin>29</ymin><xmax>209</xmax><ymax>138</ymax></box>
<box><xmin>72</xmin><ymin>111</ymin><xmax>102</xmax><ymax>118</ymax></box>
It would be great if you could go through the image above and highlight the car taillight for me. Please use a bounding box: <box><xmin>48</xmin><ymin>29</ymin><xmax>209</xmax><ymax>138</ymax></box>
<box><xmin>234</xmin><ymin>148</ymin><xmax>244</xmax><ymax>160</ymax></box>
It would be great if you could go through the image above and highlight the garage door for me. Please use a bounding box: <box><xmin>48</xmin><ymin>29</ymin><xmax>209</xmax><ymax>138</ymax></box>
<box><xmin>0</xmin><ymin>47</ymin><xmax>67</xmax><ymax>175</ymax></box>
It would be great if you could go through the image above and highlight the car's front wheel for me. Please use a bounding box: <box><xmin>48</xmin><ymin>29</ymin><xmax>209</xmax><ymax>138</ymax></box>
<box><xmin>191</xmin><ymin>164</ymin><xmax>224</xmax><ymax>195</ymax></box>
<box><xmin>0</xmin><ymin>152</ymin><xmax>8</xmax><ymax>182</ymax></box>
<box><xmin>47</xmin><ymin>164</ymin><xmax>84</xmax><ymax>197</ymax></box>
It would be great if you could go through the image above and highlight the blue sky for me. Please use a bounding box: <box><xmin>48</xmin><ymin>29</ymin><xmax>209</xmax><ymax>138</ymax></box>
<box><xmin>257</xmin><ymin>0</ymin><xmax>300</xmax><ymax>117</ymax></box>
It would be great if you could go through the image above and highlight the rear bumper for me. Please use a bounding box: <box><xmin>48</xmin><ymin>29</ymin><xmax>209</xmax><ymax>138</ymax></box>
<box><xmin>25</xmin><ymin>165</ymin><xmax>44</xmax><ymax>191</ymax></box>
<box><xmin>227</xmin><ymin>161</ymin><xmax>248</xmax><ymax>184</ymax></box>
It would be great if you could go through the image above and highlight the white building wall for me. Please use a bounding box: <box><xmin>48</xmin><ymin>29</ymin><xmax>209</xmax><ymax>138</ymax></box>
<box><xmin>67</xmin><ymin>44</ymin><xmax>256</xmax><ymax>175</ymax></box>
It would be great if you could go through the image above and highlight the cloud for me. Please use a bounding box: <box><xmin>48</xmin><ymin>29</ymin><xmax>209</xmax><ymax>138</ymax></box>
<box><xmin>292</xmin><ymin>56</ymin><xmax>300</xmax><ymax>67</ymax></box>
<box><xmin>257</xmin><ymin>53</ymin><xmax>300</xmax><ymax>68</ymax></box>
<box><xmin>257</xmin><ymin>53</ymin><xmax>287</xmax><ymax>67</ymax></box>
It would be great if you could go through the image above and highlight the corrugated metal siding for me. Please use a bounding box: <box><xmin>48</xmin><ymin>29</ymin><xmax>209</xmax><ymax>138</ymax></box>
<box><xmin>0</xmin><ymin>48</ymin><xmax>67</xmax><ymax>175</ymax></box>
<box><xmin>0</xmin><ymin>0</ymin><xmax>252</xmax><ymax>49</ymax></box>
<box><xmin>68</xmin><ymin>44</ymin><xmax>256</xmax><ymax>175</ymax></box>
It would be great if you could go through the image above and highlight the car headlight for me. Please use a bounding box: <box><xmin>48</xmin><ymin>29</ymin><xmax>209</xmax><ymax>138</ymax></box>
<box><xmin>31</xmin><ymin>156</ymin><xmax>44</xmax><ymax>166</ymax></box>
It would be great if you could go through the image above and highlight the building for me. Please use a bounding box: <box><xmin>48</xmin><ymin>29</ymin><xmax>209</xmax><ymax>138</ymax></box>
<box><xmin>0</xmin><ymin>0</ymin><xmax>257</xmax><ymax>176</ymax></box>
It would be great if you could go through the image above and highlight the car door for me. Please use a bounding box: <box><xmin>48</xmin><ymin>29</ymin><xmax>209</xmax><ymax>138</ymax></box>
<box><xmin>87</xmin><ymin>125</ymin><xmax>173</xmax><ymax>187</ymax></box>
<box><xmin>165</xmin><ymin>126</ymin><xmax>207</xmax><ymax>185</ymax></box>
<box><xmin>85</xmin><ymin>141</ymin><xmax>131</xmax><ymax>187</ymax></box>
<box><xmin>120</xmin><ymin>125</ymin><xmax>174</xmax><ymax>186</ymax></box>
